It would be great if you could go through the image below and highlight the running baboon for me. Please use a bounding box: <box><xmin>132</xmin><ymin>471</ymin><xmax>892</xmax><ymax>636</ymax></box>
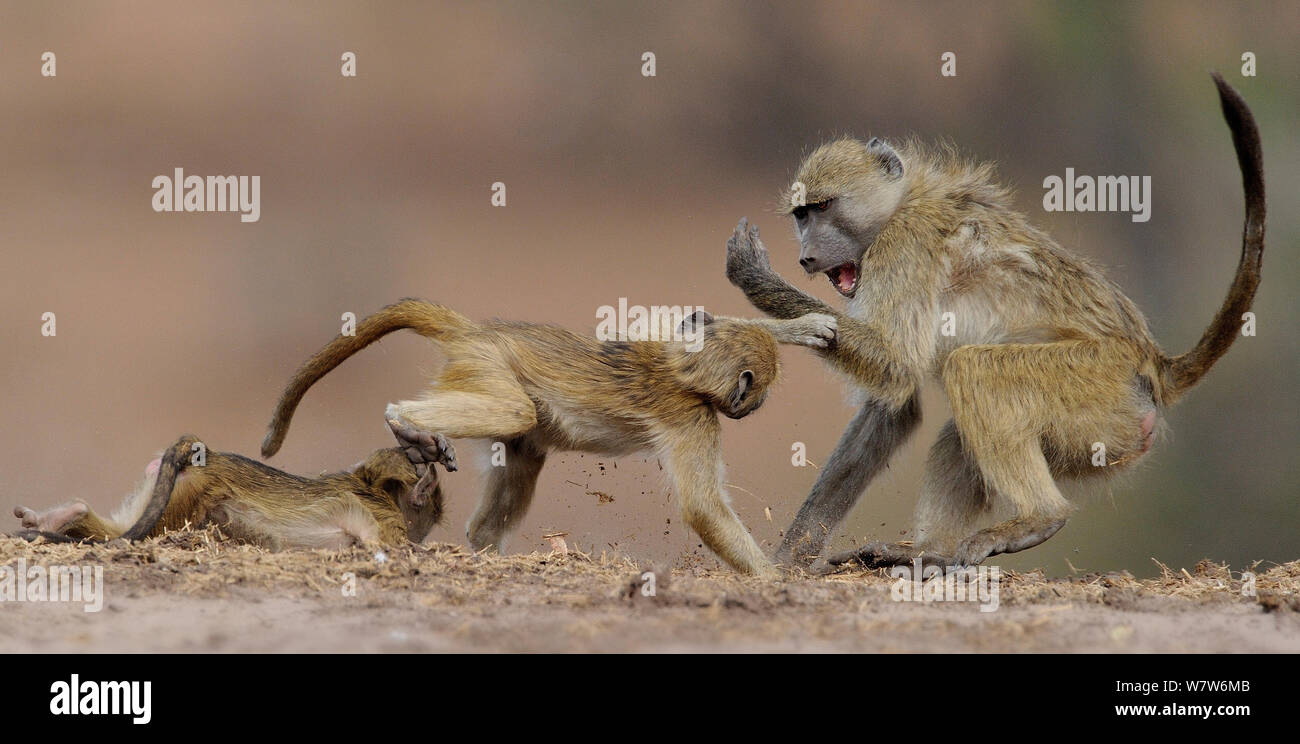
<box><xmin>262</xmin><ymin>300</ymin><xmax>837</xmax><ymax>574</ymax></box>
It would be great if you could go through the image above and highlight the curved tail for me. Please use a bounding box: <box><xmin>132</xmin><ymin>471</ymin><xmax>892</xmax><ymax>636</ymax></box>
<box><xmin>261</xmin><ymin>299</ymin><xmax>472</xmax><ymax>457</ymax></box>
<box><xmin>1160</xmin><ymin>73</ymin><xmax>1265</xmax><ymax>403</ymax></box>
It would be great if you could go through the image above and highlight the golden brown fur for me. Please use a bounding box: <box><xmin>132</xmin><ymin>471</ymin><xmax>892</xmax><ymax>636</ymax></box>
<box><xmin>261</xmin><ymin>299</ymin><xmax>837</xmax><ymax>574</ymax></box>
<box><xmin>14</xmin><ymin>435</ymin><xmax>443</xmax><ymax>550</ymax></box>
<box><xmin>728</xmin><ymin>74</ymin><xmax>1264</xmax><ymax>567</ymax></box>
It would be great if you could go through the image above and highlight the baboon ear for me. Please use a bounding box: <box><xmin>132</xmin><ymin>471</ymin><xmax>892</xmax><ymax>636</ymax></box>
<box><xmin>678</xmin><ymin>309</ymin><xmax>715</xmax><ymax>335</ymax></box>
<box><xmin>732</xmin><ymin>369</ymin><xmax>754</xmax><ymax>405</ymax></box>
<box><xmin>867</xmin><ymin>137</ymin><xmax>903</xmax><ymax>179</ymax></box>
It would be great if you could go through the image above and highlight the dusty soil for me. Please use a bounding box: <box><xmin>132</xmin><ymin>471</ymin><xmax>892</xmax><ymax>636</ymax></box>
<box><xmin>1</xmin><ymin>529</ymin><xmax>1296</xmax><ymax>653</ymax></box>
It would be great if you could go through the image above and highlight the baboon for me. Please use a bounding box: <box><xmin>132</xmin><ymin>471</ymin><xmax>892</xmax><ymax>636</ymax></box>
<box><xmin>261</xmin><ymin>299</ymin><xmax>838</xmax><ymax>575</ymax></box>
<box><xmin>13</xmin><ymin>435</ymin><xmax>443</xmax><ymax>549</ymax></box>
<box><xmin>726</xmin><ymin>74</ymin><xmax>1264</xmax><ymax>568</ymax></box>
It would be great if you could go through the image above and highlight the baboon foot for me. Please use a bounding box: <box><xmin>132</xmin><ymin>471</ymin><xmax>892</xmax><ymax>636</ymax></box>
<box><xmin>386</xmin><ymin>419</ymin><xmax>458</xmax><ymax>473</ymax></box>
<box><xmin>825</xmin><ymin>541</ymin><xmax>955</xmax><ymax>571</ymax></box>
<box><xmin>13</xmin><ymin>501</ymin><xmax>88</xmax><ymax>533</ymax></box>
<box><xmin>953</xmin><ymin>518</ymin><xmax>1067</xmax><ymax>566</ymax></box>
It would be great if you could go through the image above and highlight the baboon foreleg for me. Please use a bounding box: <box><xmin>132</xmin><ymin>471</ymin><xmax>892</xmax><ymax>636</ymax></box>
<box><xmin>665</xmin><ymin>420</ymin><xmax>774</xmax><ymax>576</ymax></box>
<box><xmin>822</xmin><ymin>422</ymin><xmax>986</xmax><ymax>571</ymax></box>
<box><xmin>774</xmin><ymin>394</ymin><xmax>921</xmax><ymax>566</ymax></box>
<box><xmin>753</xmin><ymin>314</ymin><xmax>838</xmax><ymax>349</ymax></box>
<box><xmin>726</xmin><ymin>217</ymin><xmax>833</xmax><ymax>320</ymax></box>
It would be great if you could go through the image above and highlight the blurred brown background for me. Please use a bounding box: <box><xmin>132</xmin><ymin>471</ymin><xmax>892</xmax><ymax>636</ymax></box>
<box><xmin>0</xmin><ymin>1</ymin><xmax>1294</xmax><ymax>576</ymax></box>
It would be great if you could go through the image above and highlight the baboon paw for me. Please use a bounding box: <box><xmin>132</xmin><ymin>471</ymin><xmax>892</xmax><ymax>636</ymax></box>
<box><xmin>794</xmin><ymin>335</ymin><xmax>828</xmax><ymax>349</ymax></box>
<box><xmin>14</xmin><ymin>502</ymin><xmax>87</xmax><ymax>532</ymax></box>
<box><xmin>827</xmin><ymin>541</ymin><xmax>903</xmax><ymax>568</ymax></box>
<box><xmin>953</xmin><ymin>536</ymin><xmax>996</xmax><ymax>567</ymax></box>
<box><xmin>807</xmin><ymin>313</ymin><xmax>837</xmax><ymax>339</ymax></box>
<box><xmin>807</xmin><ymin>558</ymin><xmax>841</xmax><ymax>576</ymax></box>
<box><xmin>14</xmin><ymin>505</ymin><xmax>36</xmax><ymax>527</ymax></box>
<box><xmin>726</xmin><ymin>217</ymin><xmax>773</xmax><ymax>284</ymax></box>
<box><xmin>792</xmin><ymin>313</ymin><xmax>838</xmax><ymax>348</ymax></box>
<box><xmin>773</xmin><ymin>537</ymin><xmax>824</xmax><ymax>568</ymax></box>
<box><xmin>387</xmin><ymin>419</ymin><xmax>459</xmax><ymax>473</ymax></box>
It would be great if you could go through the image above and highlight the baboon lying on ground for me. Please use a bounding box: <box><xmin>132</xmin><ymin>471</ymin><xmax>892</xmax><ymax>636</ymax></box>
<box><xmin>13</xmin><ymin>435</ymin><xmax>443</xmax><ymax>549</ymax></box>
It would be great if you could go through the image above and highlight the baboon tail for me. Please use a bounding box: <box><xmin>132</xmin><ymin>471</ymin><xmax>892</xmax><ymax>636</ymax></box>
<box><xmin>261</xmin><ymin>299</ymin><xmax>473</xmax><ymax>457</ymax></box>
<box><xmin>1160</xmin><ymin>73</ymin><xmax>1265</xmax><ymax>403</ymax></box>
<box><xmin>15</xmin><ymin>529</ymin><xmax>80</xmax><ymax>543</ymax></box>
<box><xmin>120</xmin><ymin>435</ymin><xmax>198</xmax><ymax>540</ymax></box>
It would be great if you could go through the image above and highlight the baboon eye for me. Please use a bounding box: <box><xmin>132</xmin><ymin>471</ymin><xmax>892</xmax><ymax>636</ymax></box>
<box><xmin>813</xmin><ymin>199</ymin><xmax>832</xmax><ymax>211</ymax></box>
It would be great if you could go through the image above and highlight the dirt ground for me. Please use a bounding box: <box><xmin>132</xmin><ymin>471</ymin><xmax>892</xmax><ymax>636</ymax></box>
<box><xmin>1</xmin><ymin>529</ymin><xmax>1296</xmax><ymax>653</ymax></box>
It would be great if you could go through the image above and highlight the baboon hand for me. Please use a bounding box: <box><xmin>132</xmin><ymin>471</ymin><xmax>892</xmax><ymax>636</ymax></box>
<box><xmin>726</xmin><ymin>217</ymin><xmax>774</xmax><ymax>287</ymax></box>
<box><xmin>787</xmin><ymin>313</ymin><xmax>838</xmax><ymax>349</ymax></box>
<box><xmin>387</xmin><ymin>416</ymin><xmax>459</xmax><ymax>473</ymax></box>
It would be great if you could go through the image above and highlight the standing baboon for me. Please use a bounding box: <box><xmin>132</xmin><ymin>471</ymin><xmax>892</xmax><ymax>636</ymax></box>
<box><xmin>727</xmin><ymin>74</ymin><xmax>1264</xmax><ymax>567</ymax></box>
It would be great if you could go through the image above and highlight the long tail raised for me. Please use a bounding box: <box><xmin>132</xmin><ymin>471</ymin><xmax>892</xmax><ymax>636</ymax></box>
<box><xmin>1160</xmin><ymin>73</ymin><xmax>1265</xmax><ymax>403</ymax></box>
<box><xmin>261</xmin><ymin>299</ymin><xmax>472</xmax><ymax>457</ymax></box>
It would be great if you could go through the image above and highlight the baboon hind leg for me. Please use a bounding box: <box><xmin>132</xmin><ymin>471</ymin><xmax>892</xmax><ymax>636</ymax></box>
<box><xmin>941</xmin><ymin>342</ymin><xmax>1107</xmax><ymax>565</ymax></box>
<box><xmin>466</xmin><ymin>438</ymin><xmax>547</xmax><ymax>553</ymax></box>
<box><xmin>386</xmin><ymin>368</ymin><xmax>539</xmax><ymax>474</ymax></box>
<box><xmin>14</xmin><ymin>501</ymin><xmax>120</xmax><ymax>541</ymax></box>
<box><xmin>825</xmin><ymin>419</ymin><xmax>982</xmax><ymax>570</ymax></box>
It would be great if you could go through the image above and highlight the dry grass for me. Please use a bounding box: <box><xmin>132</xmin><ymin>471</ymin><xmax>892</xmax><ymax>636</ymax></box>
<box><xmin>2</xmin><ymin>527</ymin><xmax>1296</xmax><ymax>652</ymax></box>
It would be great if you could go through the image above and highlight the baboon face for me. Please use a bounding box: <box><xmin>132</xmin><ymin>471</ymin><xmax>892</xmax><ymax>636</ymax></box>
<box><xmin>787</xmin><ymin>138</ymin><xmax>907</xmax><ymax>298</ymax></box>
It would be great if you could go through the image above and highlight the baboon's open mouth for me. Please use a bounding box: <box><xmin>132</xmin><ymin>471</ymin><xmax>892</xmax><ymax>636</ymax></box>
<box><xmin>826</xmin><ymin>262</ymin><xmax>859</xmax><ymax>297</ymax></box>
